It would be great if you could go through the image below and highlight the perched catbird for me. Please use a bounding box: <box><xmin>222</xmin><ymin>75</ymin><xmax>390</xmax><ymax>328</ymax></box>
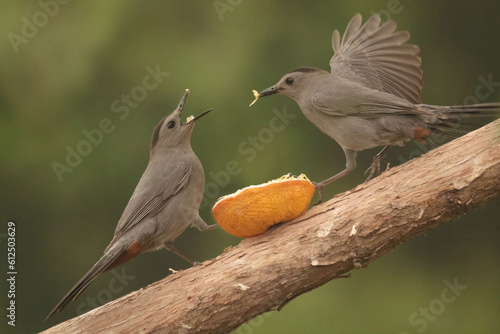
<box><xmin>46</xmin><ymin>89</ymin><xmax>215</xmax><ymax>320</ymax></box>
<box><xmin>255</xmin><ymin>13</ymin><xmax>500</xmax><ymax>203</ymax></box>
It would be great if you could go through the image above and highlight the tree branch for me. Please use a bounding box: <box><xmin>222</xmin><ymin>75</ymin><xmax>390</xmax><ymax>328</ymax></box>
<box><xmin>42</xmin><ymin>119</ymin><xmax>500</xmax><ymax>334</ymax></box>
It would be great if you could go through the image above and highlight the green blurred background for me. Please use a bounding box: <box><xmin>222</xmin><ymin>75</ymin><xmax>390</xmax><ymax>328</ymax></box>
<box><xmin>1</xmin><ymin>1</ymin><xmax>499</xmax><ymax>333</ymax></box>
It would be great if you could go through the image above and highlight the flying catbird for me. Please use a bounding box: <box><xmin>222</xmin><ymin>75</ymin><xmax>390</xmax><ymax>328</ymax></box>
<box><xmin>46</xmin><ymin>89</ymin><xmax>215</xmax><ymax>320</ymax></box>
<box><xmin>255</xmin><ymin>13</ymin><xmax>500</xmax><ymax>203</ymax></box>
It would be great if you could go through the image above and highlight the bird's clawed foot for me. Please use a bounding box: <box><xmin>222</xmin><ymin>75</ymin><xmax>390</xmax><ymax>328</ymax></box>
<box><xmin>365</xmin><ymin>146</ymin><xmax>390</xmax><ymax>182</ymax></box>
<box><xmin>206</xmin><ymin>224</ymin><xmax>218</xmax><ymax>231</ymax></box>
<box><xmin>312</xmin><ymin>182</ymin><xmax>324</xmax><ymax>205</ymax></box>
<box><xmin>365</xmin><ymin>152</ymin><xmax>389</xmax><ymax>182</ymax></box>
<box><xmin>364</xmin><ymin>154</ymin><xmax>385</xmax><ymax>182</ymax></box>
<box><xmin>194</xmin><ymin>216</ymin><xmax>218</xmax><ymax>232</ymax></box>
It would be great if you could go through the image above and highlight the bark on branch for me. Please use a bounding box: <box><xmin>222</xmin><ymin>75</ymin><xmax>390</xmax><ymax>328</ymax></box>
<box><xmin>42</xmin><ymin>120</ymin><xmax>500</xmax><ymax>334</ymax></box>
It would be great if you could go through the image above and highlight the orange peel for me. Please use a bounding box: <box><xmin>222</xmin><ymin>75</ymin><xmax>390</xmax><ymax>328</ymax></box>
<box><xmin>211</xmin><ymin>174</ymin><xmax>316</xmax><ymax>238</ymax></box>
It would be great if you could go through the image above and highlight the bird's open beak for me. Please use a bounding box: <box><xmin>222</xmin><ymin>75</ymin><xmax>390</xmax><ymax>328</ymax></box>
<box><xmin>187</xmin><ymin>108</ymin><xmax>213</xmax><ymax>123</ymax></box>
<box><xmin>177</xmin><ymin>89</ymin><xmax>212</xmax><ymax>124</ymax></box>
<box><xmin>258</xmin><ymin>85</ymin><xmax>280</xmax><ymax>97</ymax></box>
<box><xmin>177</xmin><ymin>89</ymin><xmax>190</xmax><ymax>113</ymax></box>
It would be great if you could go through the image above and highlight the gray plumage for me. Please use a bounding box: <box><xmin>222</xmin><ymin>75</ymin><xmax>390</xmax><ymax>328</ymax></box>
<box><xmin>46</xmin><ymin>89</ymin><xmax>215</xmax><ymax>320</ymax></box>
<box><xmin>257</xmin><ymin>13</ymin><xmax>500</xmax><ymax>203</ymax></box>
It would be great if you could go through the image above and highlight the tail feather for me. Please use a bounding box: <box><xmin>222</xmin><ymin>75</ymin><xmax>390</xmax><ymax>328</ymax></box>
<box><xmin>447</xmin><ymin>102</ymin><xmax>500</xmax><ymax>112</ymax></box>
<box><xmin>420</xmin><ymin>102</ymin><xmax>500</xmax><ymax>117</ymax></box>
<box><xmin>418</xmin><ymin>102</ymin><xmax>500</xmax><ymax>137</ymax></box>
<box><xmin>424</xmin><ymin>137</ymin><xmax>439</xmax><ymax>148</ymax></box>
<box><xmin>45</xmin><ymin>246</ymin><xmax>125</xmax><ymax>321</ymax></box>
<box><xmin>429</xmin><ymin>124</ymin><xmax>470</xmax><ymax>137</ymax></box>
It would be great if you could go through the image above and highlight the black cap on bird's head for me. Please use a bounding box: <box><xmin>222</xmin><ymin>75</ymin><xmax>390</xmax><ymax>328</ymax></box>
<box><xmin>151</xmin><ymin>89</ymin><xmax>213</xmax><ymax>152</ymax></box>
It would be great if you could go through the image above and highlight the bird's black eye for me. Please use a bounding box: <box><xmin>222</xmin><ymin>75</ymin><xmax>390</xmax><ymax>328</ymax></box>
<box><xmin>285</xmin><ymin>77</ymin><xmax>294</xmax><ymax>85</ymax></box>
<box><xmin>167</xmin><ymin>121</ymin><xmax>176</xmax><ymax>129</ymax></box>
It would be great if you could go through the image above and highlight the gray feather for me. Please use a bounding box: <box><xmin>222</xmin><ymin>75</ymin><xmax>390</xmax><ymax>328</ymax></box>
<box><xmin>45</xmin><ymin>244</ymin><xmax>126</xmax><ymax>320</ymax></box>
<box><xmin>330</xmin><ymin>13</ymin><xmax>423</xmax><ymax>104</ymax></box>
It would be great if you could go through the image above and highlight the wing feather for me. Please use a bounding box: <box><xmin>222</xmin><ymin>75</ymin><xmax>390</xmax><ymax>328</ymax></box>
<box><xmin>330</xmin><ymin>13</ymin><xmax>423</xmax><ymax>104</ymax></box>
<box><xmin>106</xmin><ymin>164</ymin><xmax>192</xmax><ymax>250</ymax></box>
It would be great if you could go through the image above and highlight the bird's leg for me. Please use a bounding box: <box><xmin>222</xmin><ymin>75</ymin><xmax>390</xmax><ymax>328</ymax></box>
<box><xmin>364</xmin><ymin>145</ymin><xmax>390</xmax><ymax>182</ymax></box>
<box><xmin>193</xmin><ymin>216</ymin><xmax>218</xmax><ymax>231</ymax></box>
<box><xmin>312</xmin><ymin>170</ymin><xmax>350</xmax><ymax>205</ymax></box>
<box><xmin>164</xmin><ymin>242</ymin><xmax>200</xmax><ymax>266</ymax></box>
<box><xmin>312</xmin><ymin>148</ymin><xmax>357</xmax><ymax>205</ymax></box>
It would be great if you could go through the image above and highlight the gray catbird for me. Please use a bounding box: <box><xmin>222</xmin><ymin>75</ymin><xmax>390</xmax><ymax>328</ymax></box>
<box><xmin>46</xmin><ymin>89</ymin><xmax>216</xmax><ymax>320</ymax></box>
<box><xmin>255</xmin><ymin>13</ymin><xmax>500</xmax><ymax>203</ymax></box>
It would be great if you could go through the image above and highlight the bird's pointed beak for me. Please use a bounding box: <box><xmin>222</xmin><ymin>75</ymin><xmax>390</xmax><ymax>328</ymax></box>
<box><xmin>258</xmin><ymin>85</ymin><xmax>280</xmax><ymax>97</ymax></box>
<box><xmin>176</xmin><ymin>89</ymin><xmax>190</xmax><ymax>114</ymax></box>
<box><xmin>186</xmin><ymin>108</ymin><xmax>213</xmax><ymax>124</ymax></box>
<box><xmin>186</xmin><ymin>108</ymin><xmax>214</xmax><ymax>124</ymax></box>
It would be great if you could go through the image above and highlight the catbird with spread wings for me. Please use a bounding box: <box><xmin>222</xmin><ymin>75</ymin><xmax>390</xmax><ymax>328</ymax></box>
<box><xmin>46</xmin><ymin>89</ymin><xmax>215</xmax><ymax>320</ymax></box>
<box><xmin>255</xmin><ymin>13</ymin><xmax>500</xmax><ymax>203</ymax></box>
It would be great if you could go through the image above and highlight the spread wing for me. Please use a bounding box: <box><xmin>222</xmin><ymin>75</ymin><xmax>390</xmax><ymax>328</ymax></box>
<box><xmin>329</xmin><ymin>13</ymin><xmax>423</xmax><ymax>104</ymax></box>
<box><xmin>106</xmin><ymin>163</ymin><xmax>192</xmax><ymax>249</ymax></box>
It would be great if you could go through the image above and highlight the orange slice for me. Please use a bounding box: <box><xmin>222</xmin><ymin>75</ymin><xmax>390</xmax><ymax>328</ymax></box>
<box><xmin>211</xmin><ymin>174</ymin><xmax>316</xmax><ymax>238</ymax></box>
